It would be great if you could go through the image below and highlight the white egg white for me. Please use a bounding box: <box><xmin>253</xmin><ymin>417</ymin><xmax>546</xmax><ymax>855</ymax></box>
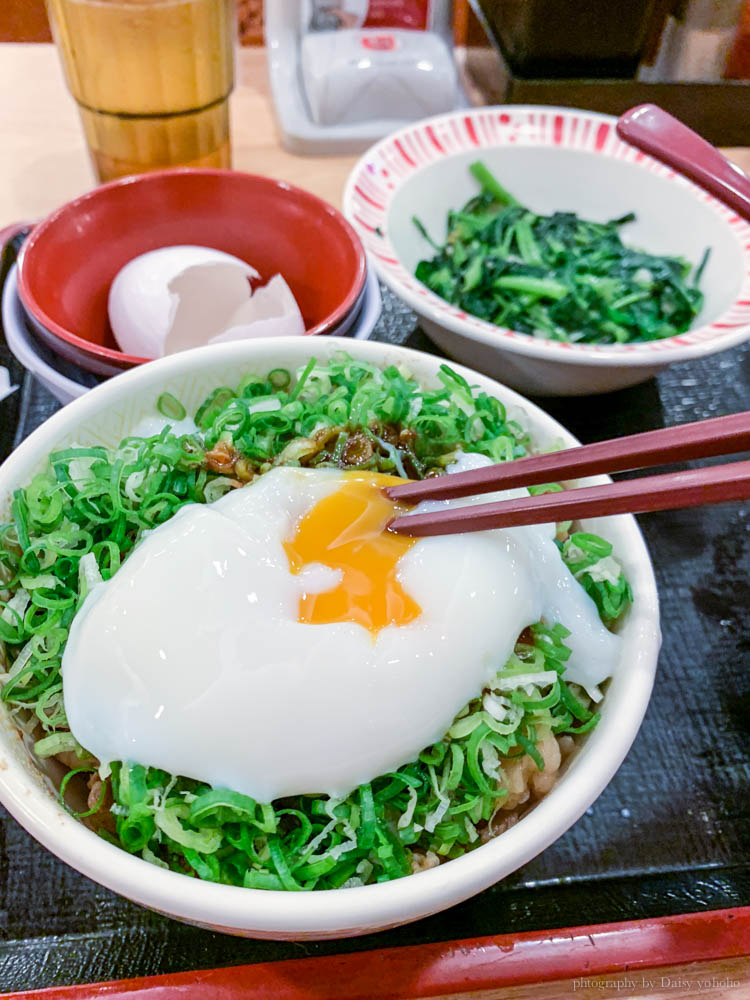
<box><xmin>414</xmin><ymin>452</ymin><xmax>622</xmax><ymax>693</ymax></box>
<box><xmin>62</xmin><ymin>462</ymin><xmax>621</xmax><ymax>803</ymax></box>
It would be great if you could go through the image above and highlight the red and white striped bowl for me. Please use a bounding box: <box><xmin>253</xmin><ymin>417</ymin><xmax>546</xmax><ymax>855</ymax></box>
<box><xmin>344</xmin><ymin>106</ymin><xmax>750</xmax><ymax>396</ymax></box>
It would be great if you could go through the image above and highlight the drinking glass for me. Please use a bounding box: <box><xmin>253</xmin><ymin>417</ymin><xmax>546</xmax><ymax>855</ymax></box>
<box><xmin>46</xmin><ymin>0</ymin><xmax>236</xmax><ymax>182</ymax></box>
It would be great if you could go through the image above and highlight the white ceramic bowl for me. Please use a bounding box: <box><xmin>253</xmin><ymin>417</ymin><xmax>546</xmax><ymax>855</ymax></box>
<box><xmin>3</xmin><ymin>263</ymin><xmax>382</xmax><ymax>406</ymax></box>
<box><xmin>0</xmin><ymin>337</ymin><xmax>660</xmax><ymax>938</ymax></box>
<box><xmin>2</xmin><ymin>266</ymin><xmax>96</xmax><ymax>404</ymax></box>
<box><xmin>344</xmin><ymin>106</ymin><xmax>750</xmax><ymax>396</ymax></box>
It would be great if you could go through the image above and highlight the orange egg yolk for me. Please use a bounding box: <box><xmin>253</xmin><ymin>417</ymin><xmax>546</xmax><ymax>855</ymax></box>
<box><xmin>283</xmin><ymin>472</ymin><xmax>420</xmax><ymax>633</ymax></box>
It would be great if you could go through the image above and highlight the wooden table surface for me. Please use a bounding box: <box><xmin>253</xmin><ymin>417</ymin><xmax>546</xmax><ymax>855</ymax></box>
<box><xmin>1</xmin><ymin>43</ymin><xmax>750</xmax><ymax>222</ymax></box>
<box><xmin>0</xmin><ymin>44</ymin><xmax>360</xmax><ymax>222</ymax></box>
<box><xmin>0</xmin><ymin>41</ymin><xmax>749</xmax><ymax>1000</ymax></box>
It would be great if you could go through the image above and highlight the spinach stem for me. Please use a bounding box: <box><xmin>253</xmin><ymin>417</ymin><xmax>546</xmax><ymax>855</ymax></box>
<box><xmin>469</xmin><ymin>161</ymin><xmax>520</xmax><ymax>207</ymax></box>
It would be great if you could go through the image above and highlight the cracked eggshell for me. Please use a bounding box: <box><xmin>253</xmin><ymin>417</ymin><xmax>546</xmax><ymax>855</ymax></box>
<box><xmin>107</xmin><ymin>246</ymin><xmax>259</xmax><ymax>359</ymax></box>
<box><xmin>211</xmin><ymin>274</ymin><xmax>305</xmax><ymax>344</ymax></box>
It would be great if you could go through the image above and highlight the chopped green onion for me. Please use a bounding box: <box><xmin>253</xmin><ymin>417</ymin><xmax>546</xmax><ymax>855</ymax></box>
<box><xmin>157</xmin><ymin>393</ymin><xmax>187</xmax><ymax>422</ymax></box>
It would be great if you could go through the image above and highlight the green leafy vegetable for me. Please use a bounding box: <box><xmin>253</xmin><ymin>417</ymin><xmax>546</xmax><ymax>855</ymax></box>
<box><xmin>414</xmin><ymin>160</ymin><xmax>707</xmax><ymax>345</ymax></box>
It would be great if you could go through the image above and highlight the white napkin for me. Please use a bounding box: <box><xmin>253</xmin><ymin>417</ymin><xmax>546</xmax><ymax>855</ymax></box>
<box><xmin>0</xmin><ymin>366</ymin><xmax>17</xmax><ymax>404</ymax></box>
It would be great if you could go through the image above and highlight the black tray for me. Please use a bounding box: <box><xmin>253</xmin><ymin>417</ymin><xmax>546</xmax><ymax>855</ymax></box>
<box><xmin>0</xmin><ymin>235</ymin><xmax>749</xmax><ymax>992</ymax></box>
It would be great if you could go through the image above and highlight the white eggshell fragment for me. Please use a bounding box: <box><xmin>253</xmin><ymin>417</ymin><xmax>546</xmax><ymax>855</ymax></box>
<box><xmin>107</xmin><ymin>245</ymin><xmax>305</xmax><ymax>359</ymax></box>
<box><xmin>108</xmin><ymin>246</ymin><xmax>259</xmax><ymax>358</ymax></box>
<box><xmin>211</xmin><ymin>274</ymin><xmax>305</xmax><ymax>343</ymax></box>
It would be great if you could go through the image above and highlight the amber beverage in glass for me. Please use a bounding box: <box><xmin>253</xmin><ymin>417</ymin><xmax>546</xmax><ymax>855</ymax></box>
<box><xmin>46</xmin><ymin>0</ymin><xmax>236</xmax><ymax>182</ymax></box>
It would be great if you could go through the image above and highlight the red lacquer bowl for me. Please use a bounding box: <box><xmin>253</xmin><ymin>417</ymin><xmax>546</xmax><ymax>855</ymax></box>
<box><xmin>17</xmin><ymin>169</ymin><xmax>367</xmax><ymax>377</ymax></box>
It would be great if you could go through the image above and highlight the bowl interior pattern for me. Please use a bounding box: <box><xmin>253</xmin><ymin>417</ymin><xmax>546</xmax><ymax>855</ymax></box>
<box><xmin>344</xmin><ymin>107</ymin><xmax>750</xmax><ymax>359</ymax></box>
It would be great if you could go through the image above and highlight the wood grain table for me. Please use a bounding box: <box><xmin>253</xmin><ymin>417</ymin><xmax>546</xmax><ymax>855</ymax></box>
<box><xmin>1</xmin><ymin>43</ymin><xmax>750</xmax><ymax>221</ymax></box>
<box><xmin>0</xmin><ymin>44</ymin><xmax>360</xmax><ymax>222</ymax></box>
<box><xmin>0</xmin><ymin>41</ymin><xmax>749</xmax><ymax>1000</ymax></box>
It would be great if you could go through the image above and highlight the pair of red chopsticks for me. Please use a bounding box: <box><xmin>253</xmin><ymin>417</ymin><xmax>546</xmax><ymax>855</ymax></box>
<box><xmin>386</xmin><ymin>411</ymin><xmax>750</xmax><ymax>536</ymax></box>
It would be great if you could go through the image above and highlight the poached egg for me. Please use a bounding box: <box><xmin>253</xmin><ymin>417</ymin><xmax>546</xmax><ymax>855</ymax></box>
<box><xmin>62</xmin><ymin>456</ymin><xmax>621</xmax><ymax>803</ymax></box>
